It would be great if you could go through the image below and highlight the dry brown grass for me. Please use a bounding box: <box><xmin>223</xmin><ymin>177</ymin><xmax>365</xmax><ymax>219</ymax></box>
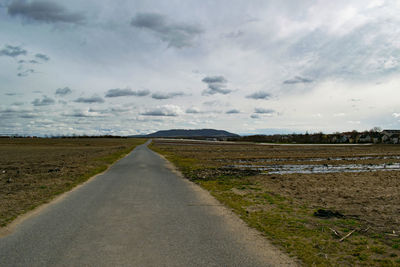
<box><xmin>0</xmin><ymin>138</ymin><xmax>146</xmax><ymax>227</ymax></box>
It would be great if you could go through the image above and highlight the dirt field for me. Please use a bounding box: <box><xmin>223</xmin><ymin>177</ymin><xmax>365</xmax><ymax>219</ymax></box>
<box><xmin>151</xmin><ymin>139</ymin><xmax>400</xmax><ymax>266</ymax></box>
<box><xmin>0</xmin><ymin>138</ymin><xmax>146</xmax><ymax>227</ymax></box>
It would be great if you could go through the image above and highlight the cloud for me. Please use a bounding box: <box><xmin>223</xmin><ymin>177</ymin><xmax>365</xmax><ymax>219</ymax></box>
<box><xmin>250</xmin><ymin>114</ymin><xmax>260</xmax><ymax>119</ymax></box>
<box><xmin>105</xmin><ymin>88</ymin><xmax>150</xmax><ymax>98</ymax></box>
<box><xmin>226</xmin><ymin>109</ymin><xmax>240</xmax><ymax>114</ymax></box>
<box><xmin>141</xmin><ymin>105</ymin><xmax>182</xmax><ymax>116</ymax></box>
<box><xmin>333</xmin><ymin>113</ymin><xmax>346</xmax><ymax>117</ymax></box>
<box><xmin>74</xmin><ymin>96</ymin><xmax>104</xmax><ymax>103</ymax></box>
<box><xmin>225</xmin><ymin>30</ymin><xmax>244</xmax><ymax>39</ymax></box>
<box><xmin>35</xmin><ymin>53</ymin><xmax>50</xmax><ymax>61</ymax></box>
<box><xmin>203</xmin><ymin>100</ymin><xmax>220</xmax><ymax>106</ymax></box>
<box><xmin>0</xmin><ymin>45</ymin><xmax>27</xmax><ymax>57</ymax></box>
<box><xmin>55</xmin><ymin>87</ymin><xmax>72</xmax><ymax>96</ymax></box>
<box><xmin>283</xmin><ymin>76</ymin><xmax>313</xmax><ymax>84</ymax></box>
<box><xmin>32</xmin><ymin>96</ymin><xmax>55</xmax><ymax>106</ymax></box>
<box><xmin>393</xmin><ymin>113</ymin><xmax>400</xmax><ymax>118</ymax></box>
<box><xmin>201</xmin><ymin>75</ymin><xmax>232</xmax><ymax>95</ymax></box>
<box><xmin>246</xmin><ymin>91</ymin><xmax>272</xmax><ymax>100</ymax></box>
<box><xmin>130</xmin><ymin>12</ymin><xmax>203</xmax><ymax>48</ymax></box>
<box><xmin>186</xmin><ymin>107</ymin><xmax>201</xmax><ymax>114</ymax></box>
<box><xmin>108</xmin><ymin>106</ymin><xmax>131</xmax><ymax>113</ymax></box>
<box><xmin>17</xmin><ymin>69</ymin><xmax>35</xmax><ymax>77</ymax></box>
<box><xmin>254</xmin><ymin>108</ymin><xmax>275</xmax><ymax>114</ymax></box>
<box><xmin>19</xmin><ymin>113</ymin><xmax>37</xmax><ymax>118</ymax></box>
<box><xmin>7</xmin><ymin>0</ymin><xmax>85</xmax><ymax>24</ymax></box>
<box><xmin>0</xmin><ymin>106</ymin><xmax>37</xmax><ymax>119</ymax></box>
<box><xmin>63</xmin><ymin>109</ymin><xmax>104</xmax><ymax>118</ymax></box>
<box><xmin>151</xmin><ymin>92</ymin><xmax>185</xmax><ymax>100</ymax></box>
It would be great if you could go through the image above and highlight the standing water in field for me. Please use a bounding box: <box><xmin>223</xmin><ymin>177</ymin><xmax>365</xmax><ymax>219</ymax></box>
<box><xmin>225</xmin><ymin>162</ymin><xmax>400</xmax><ymax>174</ymax></box>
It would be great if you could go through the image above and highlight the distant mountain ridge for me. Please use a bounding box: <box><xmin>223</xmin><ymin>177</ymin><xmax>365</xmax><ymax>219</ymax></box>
<box><xmin>133</xmin><ymin>129</ymin><xmax>239</xmax><ymax>138</ymax></box>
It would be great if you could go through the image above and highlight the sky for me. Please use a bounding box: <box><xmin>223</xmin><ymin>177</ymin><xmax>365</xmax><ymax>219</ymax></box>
<box><xmin>1</xmin><ymin>0</ymin><xmax>400</xmax><ymax>136</ymax></box>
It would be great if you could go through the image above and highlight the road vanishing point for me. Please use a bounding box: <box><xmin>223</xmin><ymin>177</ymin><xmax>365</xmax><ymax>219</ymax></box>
<box><xmin>0</xmin><ymin>142</ymin><xmax>296</xmax><ymax>266</ymax></box>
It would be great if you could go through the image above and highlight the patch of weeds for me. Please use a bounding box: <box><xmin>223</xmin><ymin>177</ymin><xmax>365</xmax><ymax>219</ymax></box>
<box><xmin>370</xmin><ymin>246</ymin><xmax>386</xmax><ymax>254</ymax></box>
<box><xmin>357</xmin><ymin>253</ymin><xmax>368</xmax><ymax>261</ymax></box>
<box><xmin>262</xmin><ymin>193</ymin><xmax>279</xmax><ymax>204</ymax></box>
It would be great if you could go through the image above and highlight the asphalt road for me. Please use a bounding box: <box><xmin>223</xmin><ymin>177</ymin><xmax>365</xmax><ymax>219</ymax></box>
<box><xmin>0</xmin><ymin>142</ymin><xmax>295</xmax><ymax>266</ymax></box>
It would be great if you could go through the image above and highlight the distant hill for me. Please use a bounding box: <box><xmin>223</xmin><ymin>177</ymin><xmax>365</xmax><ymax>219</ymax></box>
<box><xmin>132</xmin><ymin>129</ymin><xmax>239</xmax><ymax>138</ymax></box>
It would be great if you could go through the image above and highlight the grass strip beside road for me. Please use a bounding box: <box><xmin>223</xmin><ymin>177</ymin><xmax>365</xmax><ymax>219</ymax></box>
<box><xmin>0</xmin><ymin>138</ymin><xmax>146</xmax><ymax>227</ymax></box>
<box><xmin>150</xmin><ymin>141</ymin><xmax>400</xmax><ymax>266</ymax></box>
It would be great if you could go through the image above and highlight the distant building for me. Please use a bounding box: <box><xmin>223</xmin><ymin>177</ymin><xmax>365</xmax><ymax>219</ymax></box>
<box><xmin>382</xmin><ymin>130</ymin><xmax>400</xmax><ymax>144</ymax></box>
<box><xmin>382</xmin><ymin>130</ymin><xmax>400</xmax><ymax>136</ymax></box>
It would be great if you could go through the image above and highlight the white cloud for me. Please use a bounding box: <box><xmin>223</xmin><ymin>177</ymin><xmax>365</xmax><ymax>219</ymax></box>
<box><xmin>393</xmin><ymin>113</ymin><xmax>400</xmax><ymax>118</ymax></box>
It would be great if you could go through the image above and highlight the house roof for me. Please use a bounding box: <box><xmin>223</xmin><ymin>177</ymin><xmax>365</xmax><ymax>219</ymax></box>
<box><xmin>383</xmin><ymin>130</ymin><xmax>400</xmax><ymax>134</ymax></box>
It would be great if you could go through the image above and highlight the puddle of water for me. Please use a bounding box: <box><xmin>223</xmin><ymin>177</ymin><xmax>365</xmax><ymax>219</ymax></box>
<box><xmin>232</xmin><ymin>155</ymin><xmax>400</xmax><ymax>164</ymax></box>
<box><xmin>225</xmin><ymin>163</ymin><xmax>400</xmax><ymax>174</ymax></box>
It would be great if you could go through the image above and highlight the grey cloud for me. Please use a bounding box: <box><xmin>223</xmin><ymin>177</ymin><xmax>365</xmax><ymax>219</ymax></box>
<box><xmin>0</xmin><ymin>107</ymin><xmax>36</xmax><ymax>119</ymax></box>
<box><xmin>105</xmin><ymin>88</ymin><xmax>150</xmax><ymax>97</ymax></box>
<box><xmin>131</xmin><ymin>12</ymin><xmax>203</xmax><ymax>48</ymax></box>
<box><xmin>17</xmin><ymin>59</ymin><xmax>39</xmax><ymax>64</ymax></box>
<box><xmin>5</xmin><ymin>93</ymin><xmax>17</xmax><ymax>96</ymax></box>
<box><xmin>246</xmin><ymin>91</ymin><xmax>271</xmax><ymax>100</ymax></box>
<box><xmin>0</xmin><ymin>45</ymin><xmax>27</xmax><ymax>57</ymax></box>
<box><xmin>109</xmin><ymin>107</ymin><xmax>131</xmax><ymax>113</ymax></box>
<box><xmin>203</xmin><ymin>100</ymin><xmax>219</xmax><ymax>106</ymax></box>
<box><xmin>140</xmin><ymin>105</ymin><xmax>181</xmax><ymax>117</ymax></box>
<box><xmin>35</xmin><ymin>53</ymin><xmax>50</xmax><ymax>61</ymax></box>
<box><xmin>88</xmin><ymin>106</ymin><xmax>131</xmax><ymax>114</ymax></box>
<box><xmin>151</xmin><ymin>92</ymin><xmax>184</xmax><ymax>100</ymax></box>
<box><xmin>63</xmin><ymin>109</ymin><xmax>104</xmax><ymax>118</ymax></box>
<box><xmin>254</xmin><ymin>108</ymin><xmax>275</xmax><ymax>114</ymax></box>
<box><xmin>12</xmin><ymin>102</ymin><xmax>24</xmax><ymax>106</ymax></box>
<box><xmin>186</xmin><ymin>107</ymin><xmax>201</xmax><ymax>114</ymax></box>
<box><xmin>202</xmin><ymin>76</ymin><xmax>226</xmax><ymax>84</ymax></box>
<box><xmin>250</xmin><ymin>114</ymin><xmax>260</xmax><ymax>119</ymax></box>
<box><xmin>74</xmin><ymin>96</ymin><xmax>104</xmax><ymax>104</ymax></box>
<box><xmin>19</xmin><ymin>113</ymin><xmax>37</xmax><ymax>118</ymax></box>
<box><xmin>226</xmin><ymin>109</ymin><xmax>240</xmax><ymax>114</ymax></box>
<box><xmin>55</xmin><ymin>87</ymin><xmax>72</xmax><ymax>96</ymax></box>
<box><xmin>17</xmin><ymin>69</ymin><xmax>35</xmax><ymax>77</ymax></box>
<box><xmin>201</xmin><ymin>75</ymin><xmax>232</xmax><ymax>95</ymax></box>
<box><xmin>283</xmin><ymin>76</ymin><xmax>313</xmax><ymax>84</ymax></box>
<box><xmin>32</xmin><ymin>96</ymin><xmax>55</xmax><ymax>106</ymax></box>
<box><xmin>225</xmin><ymin>30</ymin><xmax>244</xmax><ymax>39</ymax></box>
<box><xmin>7</xmin><ymin>0</ymin><xmax>85</xmax><ymax>24</ymax></box>
<box><xmin>141</xmin><ymin>110</ymin><xmax>177</xmax><ymax>116</ymax></box>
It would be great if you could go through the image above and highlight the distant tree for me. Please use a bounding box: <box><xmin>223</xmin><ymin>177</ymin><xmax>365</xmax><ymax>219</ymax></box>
<box><xmin>370</xmin><ymin>127</ymin><xmax>382</xmax><ymax>133</ymax></box>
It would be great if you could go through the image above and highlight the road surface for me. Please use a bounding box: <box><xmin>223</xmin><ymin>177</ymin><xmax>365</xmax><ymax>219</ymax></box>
<box><xmin>0</xmin><ymin>142</ymin><xmax>296</xmax><ymax>266</ymax></box>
